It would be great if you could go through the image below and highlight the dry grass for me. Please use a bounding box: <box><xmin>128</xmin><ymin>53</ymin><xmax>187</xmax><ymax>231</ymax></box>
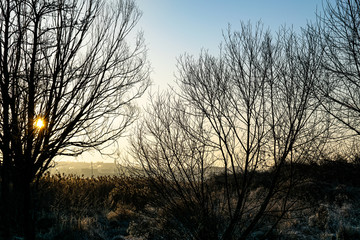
<box><xmin>31</xmin><ymin>159</ymin><xmax>360</xmax><ymax>239</ymax></box>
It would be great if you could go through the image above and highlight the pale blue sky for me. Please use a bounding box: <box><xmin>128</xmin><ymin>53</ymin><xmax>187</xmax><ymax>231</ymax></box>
<box><xmin>135</xmin><ymin>0</ymin><xmax>328</xmax><ymax>89</ymax></box>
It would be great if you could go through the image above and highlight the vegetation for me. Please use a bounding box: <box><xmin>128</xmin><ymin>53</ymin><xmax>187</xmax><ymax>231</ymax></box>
<box><xmin>0</xmin><ymin>0</ymin><xmax>149</xmax><ymax>238</ymax></box>
<box><xmin>1</xmin><ymin>0</ymin><xmax>360</xmax><ymax>239</ymax></box>
<box><xmin>24</xmin><ymin>158</ymin><xmax>360</xmax><ymax>240</ymax></box>
<box><xmin>129</xmin><ymin>21</ymin><xmax>326</xmax><ymax>239</ymax></box>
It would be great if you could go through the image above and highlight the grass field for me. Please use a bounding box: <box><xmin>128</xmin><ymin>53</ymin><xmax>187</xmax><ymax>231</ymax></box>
<box><xmin>30</xmin><ymin>159</ymin><xmax>360</xmax><ymax>240</ymax></box>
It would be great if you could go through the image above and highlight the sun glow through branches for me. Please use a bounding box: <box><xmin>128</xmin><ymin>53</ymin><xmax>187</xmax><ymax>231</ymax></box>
<box><xmin>35</xmin><ymin>118</ymin><xmax>45</xmax><ymax>129</ymax></box>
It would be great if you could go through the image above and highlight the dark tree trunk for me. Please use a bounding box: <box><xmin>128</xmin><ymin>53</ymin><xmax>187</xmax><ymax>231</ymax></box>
<box><xmin>12</xmin><ymin>170</ymin><xmax>35</xmax><ymax>240</ymax></box>
<box><xmin>23</xmin><ymin>180</ymin><xmax>35</xmax><ymax>240</ymax></box>
<box><xmin>0</xmin><ymin>167</ymin><xmax>11</xmax><ymax>240</ymax></box>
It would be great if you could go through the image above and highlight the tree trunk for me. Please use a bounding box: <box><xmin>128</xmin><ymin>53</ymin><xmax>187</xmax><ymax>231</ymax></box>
<box><xmin>13</xmin><ymin>172</ymin><xmax>35</xmax><ymax>240</ymax></box>
<box><xmin>23</xmin><ymin>180</ymin><xmax>35</xmax><ymax>240</ymax></box>
<box><xmin>0</xmin><ymin>167</ymin><xmax>11</xmax><ymax>240</ymax></box>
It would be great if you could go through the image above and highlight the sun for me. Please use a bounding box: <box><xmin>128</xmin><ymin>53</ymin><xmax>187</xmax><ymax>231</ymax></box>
<box><xmin>34</xmin><ymin>118</ymin><xmax>45</xmax><ymax>129</ymax></box>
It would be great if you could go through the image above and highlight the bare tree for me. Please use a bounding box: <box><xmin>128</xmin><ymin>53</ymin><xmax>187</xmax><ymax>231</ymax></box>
<box><xmin>130</xmin><ymin>23</ymin><xmax>326</xmax><ymax>239</ymax></box>
<box><xmin>0</xmin><ymin>0</ymin><xmax>149</xmax><ymax>239</ymax></box>
<box><xmin>130</xmin><ymin>92</ymin><xmax>219</xmax><ymax>239</ymax></box>
<box><xmin>312</xmin><ymin>0</ymin><xmax>360</xmax><ymax>136</ymax></box>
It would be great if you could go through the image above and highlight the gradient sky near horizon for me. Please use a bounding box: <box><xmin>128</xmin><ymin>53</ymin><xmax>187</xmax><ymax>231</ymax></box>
<box><xmin>61</xmin><ymin>0</ymin><xmax>333</xmax><ymax>163</ymax></box>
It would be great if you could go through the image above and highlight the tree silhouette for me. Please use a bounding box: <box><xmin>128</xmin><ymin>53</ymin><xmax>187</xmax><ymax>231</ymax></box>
<box><xmin>130</xmin><ymin>23</ymin><xmax>327</xmax><ymax>239</ymax></box>
<box><xmin>313</xmin><ymin>0</ymin><xmax>360</xmax><ymax>136</ymax></box>
<box><xmin>0</xmin><ymin>0</ymin><xmax>149</xmax><ymax>239</ymax></box>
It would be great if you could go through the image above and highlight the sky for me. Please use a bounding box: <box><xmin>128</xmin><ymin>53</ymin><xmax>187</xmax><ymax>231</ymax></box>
<box><xmin>135</xmin><ymin>0</ymin><xmax>327</xmax><ymax>90</ymax></box>
<box><xmin>59</xmin><ymin>0</ymin><xmax>330</xmax><ymax>163</ymax></box>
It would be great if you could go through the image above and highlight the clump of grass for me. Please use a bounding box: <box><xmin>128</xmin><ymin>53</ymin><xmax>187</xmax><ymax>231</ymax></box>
<box><xmin>34</xmin><ymin>173</ymin><xmax>154</xmax><ymax>239</ymax></box>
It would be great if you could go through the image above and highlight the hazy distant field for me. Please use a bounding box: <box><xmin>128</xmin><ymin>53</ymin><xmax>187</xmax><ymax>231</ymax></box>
<box><xmin>49</xmin><ymin>162</ymin><xmax>118</xmax><ymax>177</ymax></box>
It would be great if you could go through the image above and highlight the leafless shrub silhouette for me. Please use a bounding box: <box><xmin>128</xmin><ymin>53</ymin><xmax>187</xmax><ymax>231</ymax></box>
<box><xmin>311</xmin><ymin>0</ymin><xmax>360</xmax><ymax>137</ymax></box>
<box><xmin>130</xmin><ymin>23</ymin><xmax>328</xmax><ymax>239</ymax></box>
